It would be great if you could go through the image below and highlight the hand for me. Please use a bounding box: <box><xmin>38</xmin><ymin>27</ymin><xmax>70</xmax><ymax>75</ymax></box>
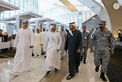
<box><xmin>77</xmin><ymin>49</ymin><xmax>81</xmax><ymax>53</ymax></box>
<box><xmin>60</xmin><ymin>56</ymin><xmax>64</xmax><ymax>60</ymax></box>
<box><xmin>14</xmin><ymin>47</ymin><xmax>16</xmax><ymax>51</ymax></box>
<box><xmin>90</xmin><ymin>49</ymin><xmax>94</xmax><ymax>53</ymax></box>
<box><xmin>30</xmin><ymin>45</ymin><xmax>34</xmax><ymax>48</ymax></box>
<box><xmin>111</xmin><ymin>51</ymin><xmax>114</xmax><ymax>55</ymax></box>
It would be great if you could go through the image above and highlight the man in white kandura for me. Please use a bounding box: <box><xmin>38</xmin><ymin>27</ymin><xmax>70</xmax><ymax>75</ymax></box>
<box><xmin>41</xmin><ymin>28</ymin><xmax>47</xmax><ymax>56</ymax></box>
<box><xmin>42</xmin><ymin>28</ymin><xmax>46</xmax><ymax>45</ymax></box>
<box><xmin>44</xmin><ymin>25</ymin><xmax>62</xmax><ymax>76</ymax></box>
<box><xmin>59</xmin><ymin>26</ymin><xmax>66</xmax><ymax>60</ymax></box>
<box><xmin>34</xmin><ymin>29</ymin><xmax>43</xmax><ymax>57</ymax></box>
<box><xmin>11</xmin><ymin>20</ymin><xmax>34</xmax><ymax>76</ymax></box>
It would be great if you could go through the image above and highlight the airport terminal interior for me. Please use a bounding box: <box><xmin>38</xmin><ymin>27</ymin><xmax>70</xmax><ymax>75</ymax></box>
<box><xmin>0</xmin><ymin>0</ymin><xmax>122</xmax><ymax>82</ymax></box>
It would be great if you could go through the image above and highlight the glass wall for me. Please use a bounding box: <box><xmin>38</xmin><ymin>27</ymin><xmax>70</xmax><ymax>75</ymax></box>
<box><xmin>0</xmin><ymin>0</ymin><xmax>39</xmax><ymax>32</ymax></box>
<box><xmin>43</xmin><ymin>6</ymin><xmax>95</xmax><ymax>29</ymax></box>
<box><xmin>0</xmin><ymin>0</ymin><xmax>95</xmax><ymax>31</ymax></box>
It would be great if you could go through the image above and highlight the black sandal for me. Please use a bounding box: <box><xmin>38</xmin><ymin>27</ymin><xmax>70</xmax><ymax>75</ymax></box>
<box><xmin>66</xmin><ymin>75</ymin><xmax>73</xmax><ymax>80</ymax></box>
<box><xmin>45</xmin><ymin>71</ymin><xmax>50</xmax><ymax>77</ymax></box>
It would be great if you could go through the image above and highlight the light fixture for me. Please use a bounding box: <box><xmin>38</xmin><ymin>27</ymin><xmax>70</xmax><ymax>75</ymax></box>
<box><xmin>60</xmin><ymin>0</ymin><xmax>78</xmax><ymax>12</ymax></box>
<box><xmin>113</xmin><ymin>3</ymin><xmax>120</xmax><ymax>10</ymax></box>
<box><xmin>92</xmin><ymin>17</ymin><xmax>96</xmax><ymax>20</ymax></box>
<box><xmin>118</xmin><ymin>31</ymin><xmax>121</xmax><ymax>33</ymax></box>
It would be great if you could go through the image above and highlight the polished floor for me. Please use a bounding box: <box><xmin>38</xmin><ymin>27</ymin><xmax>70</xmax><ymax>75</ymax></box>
<box><xmin>62</xmin><ymin>51</ymin><xmax>109</xmax><ymax>82</ymax></box>
<box><xmin>0</xmin><ymin>57</ymin><xmax>46</xmax><ymax>82</ymax></box>
<box><xmin>40</xmin><ymin>55</ymin><xmax>68</xmax><ymax>82</ymax></box>
<box><xmin>0</xmin><ymin>50</ymin><xmax>109</xmax><ymax>82</ymax></box>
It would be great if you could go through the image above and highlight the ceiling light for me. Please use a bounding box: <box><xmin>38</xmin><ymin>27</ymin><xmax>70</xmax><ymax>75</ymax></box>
<box><xmin>92</xmin><ymin>17</ymin><xmax>96</xmax><ymax>20</ymax></box>
<box><xmin>113</xmin><ymin>3</ymin><xmax>120</xmax><ymax>10</ymax></box>
<box><xmin>60</xmin><ymin>0</ymin><xmax>78</xmax><ymax>12</ymax></box>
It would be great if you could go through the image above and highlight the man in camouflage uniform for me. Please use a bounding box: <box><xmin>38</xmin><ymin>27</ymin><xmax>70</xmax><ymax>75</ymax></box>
<box><xmin>90</xmin><ymin>21</ymin><xmax>114</xmax><ymax>81</ymax></box>
<box><xmin>89</xmin><ymin>28</ymin><xmax>94</xmax><ymax>50</ymax></box>
<box><xmin>81</xmin><ymin>25</ymin><xmax>90</xmax><ymax>64</ymax></box>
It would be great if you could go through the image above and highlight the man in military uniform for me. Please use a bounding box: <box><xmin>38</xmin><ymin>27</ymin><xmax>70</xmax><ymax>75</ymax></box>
<box><xmin>81</xmin><ymin>25</ymin><xmax>90</xmax><ymax>64</ymax></box>
<box><xmin>89</xmin><ymin>28</ymin><xmax>94</xmax><ymax>50</ymax></box>
<box><xmin>90</xmin><ymin>21</ymin><xmax>114</xmax><ymax>81</ymax></box>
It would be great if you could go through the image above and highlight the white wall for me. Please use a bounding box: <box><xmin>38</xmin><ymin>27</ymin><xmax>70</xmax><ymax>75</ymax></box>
<box><xmin>102</xmin><ymin>0</ymin><xmax>122</xmax><ymax>37</ymax></box>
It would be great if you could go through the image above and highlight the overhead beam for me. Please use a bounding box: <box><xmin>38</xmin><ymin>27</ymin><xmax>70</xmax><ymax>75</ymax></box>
<box><xmin>60</xmin><ymin>0</ymin><xmax>78</xmax><ymax>12</ymax></box>
<box><xmin>78</xmin><ymin>0</ymin><xmax>102</xmax><ymax>14</ymax></box>
<box><xmin>0</xmin><ymin>0</ymin><xmax>19</xmax><ymax>11</ymax></box>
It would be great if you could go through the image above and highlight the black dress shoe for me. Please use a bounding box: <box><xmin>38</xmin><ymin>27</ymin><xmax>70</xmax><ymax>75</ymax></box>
<box><xmin>95</xmin><ymin>66</ymin><xmax>99</xmax><ymax>72</ymax></box>
<box><xmin>75</xmin><ymin>69</ymin><xmax>79</xmax><ymax>73</ymax></box>
<box><xmin>81</xmin><ymin>56</ymin><xmax>83</xmax><ymax>61</ymax></box>
<box><xmin>83</xmin><ymin>58</ymin><xmax>86</xmax><ymax>64</ymax></box>
<box><xmin>75</xmin><ymin>68</ymin><xmax>79</xmax><ymax>73</ymax></box>
<box><xmin>100</xmin><ymin>72</ymin><xmax>107</xmax><ymax>81</ymax></box>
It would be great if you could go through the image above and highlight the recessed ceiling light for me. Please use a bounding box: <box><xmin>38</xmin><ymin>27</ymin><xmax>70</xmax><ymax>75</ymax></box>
<box><xmin>113</xmin><ymin>3</ymin><xmax>120</xmax><ymax>10</ymax></box>
<box><xmin>92</xmin><ymin>17</ymin><xmax>96</xmax><ymax>20</ymax></box>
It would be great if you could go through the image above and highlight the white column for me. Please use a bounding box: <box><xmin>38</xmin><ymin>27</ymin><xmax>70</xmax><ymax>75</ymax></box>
<box><xmin>16</xmin><ymin>16</ymin><xmax>20</xmax><ymax>31</ymax></box>
<box><xmin>78</xmin><ymin>12</ymin><xmax>82</xmax><ymax>30</ymax></box>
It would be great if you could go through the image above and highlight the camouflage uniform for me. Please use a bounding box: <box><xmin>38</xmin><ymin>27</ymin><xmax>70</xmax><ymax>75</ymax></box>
<box><xmin>91</xmin><ymin>29</ymin><xmax>114</xmax><ymax>73</ymax></box>
<box><xmin>81</xmin><ymin>31</ymin><xmax>90</xmax><ymax>58</ymax></box>
<box><xmin>89</xmin><ymin>31</ymin><xmax>94</xmax><ymax>50</ymax></box>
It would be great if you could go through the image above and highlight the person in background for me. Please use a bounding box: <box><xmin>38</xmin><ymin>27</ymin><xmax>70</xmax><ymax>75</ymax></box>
<box><xmin>0</xmin><ymin>29</ymin><xmax>4</xmax><ymax>42</ymax></box>
<box><xmin>89</xmin><ymin>28</ymin><xmax>94</xmax><ymax>36</ymax></box>
<box><xmin>34</xmin><ymin>29</ymin><xmax>43</xmax><ymax>57</ymax></box>
<box><xmin>3</xmin><ymin>32</ymin><xmax>8</xmax><ymax>42</ymax></box>
<box><xmin>10</xmin><ymin>20</ymin><xmax>34</xmax><ymax>76</ymax></box>
<box><xmin>118</xmin><ymin>30</ymin><xmax>122</xmax><ymax>41</ymax></box>
<box><xmin>96</xmin><ymin>27</ymin><xmax>99</xmax><ymax>30</ymax></box>
<box><xmin>65</xmin><ymin>22</ymin><xmax>82</xmax><ymax>80</ymax></box>
<box><xmin>33</xmin><ymin>29</ymin><xmax>35</xmax><ymax>33</ymax></box>
<box><xmin>81</xmin><ymin>25</ymin><xmax>90</xmax><ymax>64</ymax></box>
<box><xmin>42</xmin><ymin>28</ymin><xmax>47</xmax><ymax>57</ymax></box>
<box><xmin>32</xmin><ymin>29</ymin><xmax>35</xmax><ymax>57</ymax></box>
<box><xmin>2</xmin><ymin>32</ymin><xmax>9</xmax><ymax>51</ymax></box>
<box><xmin>59</xmin><ymin>26</ymin><xmax>66</xmax><ymax>60</ymax></box>
<box><xmin>90</xmin><ymin>21</ymin><xmax>114</xmax><ymax>81</ymax></box>
<box><xmin>89</xmin><ymin>28</ymin><xmax>94</xmax><ymax>51</ymax></box>
<box><xmin>44</xmin><ymin>25</ymin><xmax>62</xmax><ymax>76</ymax></box>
